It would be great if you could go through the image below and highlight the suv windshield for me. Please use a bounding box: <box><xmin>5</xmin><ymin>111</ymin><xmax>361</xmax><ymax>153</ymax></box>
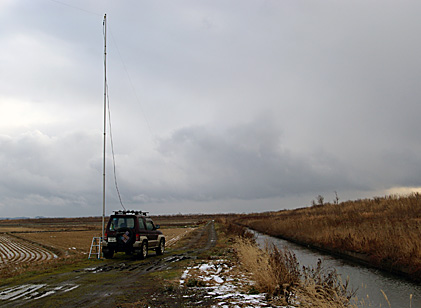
<box><xmin>108</xmin><ymin>217</ymin><xmax>135</xmax><ymax>230</ymax></box>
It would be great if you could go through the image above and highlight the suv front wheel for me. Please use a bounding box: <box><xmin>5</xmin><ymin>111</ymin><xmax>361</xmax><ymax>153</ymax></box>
<box><xmin>156</xmin><ymin>239</ymin><xmax>165</xmax><ymax>255</ymax></box>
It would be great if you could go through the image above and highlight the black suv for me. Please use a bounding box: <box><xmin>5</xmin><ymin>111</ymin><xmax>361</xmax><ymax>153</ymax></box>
<box><xmin>102</xmin><ymin>210</ymin><xmax>165</xmax><ymax>259</ymax></box>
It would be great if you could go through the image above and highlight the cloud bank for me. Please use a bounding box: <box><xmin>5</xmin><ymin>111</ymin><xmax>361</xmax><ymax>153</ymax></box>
<box><xmin>1</xmin><ymin>0</ymin><xmax>421</xmax><ymax>217</ymax></box>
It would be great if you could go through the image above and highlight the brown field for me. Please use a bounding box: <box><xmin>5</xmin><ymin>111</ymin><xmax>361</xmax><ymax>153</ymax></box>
<box><xmin>234</xmin><ymin>193</ymin><xmax>421</xmax><ymax>281</ymax></box>
<box><xmin>13</xmin><ymin>227</ymin><xmax>196</xmax><ymax>257</ymax></box>
<box><xmin>0</xmin><ymin>215</ymin><xmax>206</xmax><ymax>277</ymax></box>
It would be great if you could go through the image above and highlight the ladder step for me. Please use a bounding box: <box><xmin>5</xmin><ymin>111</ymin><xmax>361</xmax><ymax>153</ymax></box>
<box><xmin>88</xmin><ymin>237</ymin><xmax>102</xmax><ymax>259</ymax></box>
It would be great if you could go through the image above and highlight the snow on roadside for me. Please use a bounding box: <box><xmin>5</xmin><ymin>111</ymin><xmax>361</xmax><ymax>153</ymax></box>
<box><xmin>180</xmin><ymin>259</ymin><xmax>295</xmax><ymax>307</ymax></box>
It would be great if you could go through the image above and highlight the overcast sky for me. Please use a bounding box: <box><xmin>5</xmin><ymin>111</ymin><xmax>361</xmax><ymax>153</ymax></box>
<box><xmin>1</xmin><ymin>0</ymin><xmax>421</xmax><ymax>218</ymax></box>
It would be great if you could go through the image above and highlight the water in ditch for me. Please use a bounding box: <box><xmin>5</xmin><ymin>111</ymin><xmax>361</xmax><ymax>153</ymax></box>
<box><xmin>253</xmin><ymin>231</ymin><xmax>421</xmax><ymax>307</ymax></box>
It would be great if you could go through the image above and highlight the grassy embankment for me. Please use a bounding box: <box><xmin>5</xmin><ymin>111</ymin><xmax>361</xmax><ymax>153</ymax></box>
<box><xmin>235</xmin><ymin>193</ymin><xmax>421</xmax><ymax>281</ymax></box>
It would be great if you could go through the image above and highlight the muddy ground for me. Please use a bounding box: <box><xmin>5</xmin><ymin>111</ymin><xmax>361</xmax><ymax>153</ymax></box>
<box><xmin>0</xmin><ymin>221</ymin><xmax>223</xmax><ymax>308</ymax></box>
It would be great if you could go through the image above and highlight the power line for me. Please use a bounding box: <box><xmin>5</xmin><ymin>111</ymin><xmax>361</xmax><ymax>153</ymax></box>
<box><xmin>106</xmin><ymin>83</ymin><xmax>126</xmax><ymax>211</ymax></box>
<box><xmin>108</xmin><ymin>28</ymin><xmax>183</xmax><ymax>201</ymax></box>
<box><xmin>104</xmin><ymin>15</ymin><xmax>181</xmax><ymax>208</ymax></box>
<box><xmin>108</xmin><ymin>29</ymin><xmax>154</xmax><ymax>138</ymax></box>
<box><xmin>103</xmin><ymin>18</ymin><xmax>126</xmax><ymax>211</ymax></box>
<box><xmin>49</xmin><ymin>0</ymin><xmax>102</xmax><ymax>17</ymax></box>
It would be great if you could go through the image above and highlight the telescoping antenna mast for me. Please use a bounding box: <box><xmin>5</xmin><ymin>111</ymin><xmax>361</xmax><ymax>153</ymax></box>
<box><xmin>89</xmin><ymin>14</ymin><xmax>108</xmax><ymax>259</ymax></box>
<box><xmin>88</xmin><ymin>14</ymin><xmax>108</xmax><ymax>259</ymax></box>
<box><xmin>102</xmin><ymin>13</ymin><xmax>107</xmax><ymax>251</ymax></box>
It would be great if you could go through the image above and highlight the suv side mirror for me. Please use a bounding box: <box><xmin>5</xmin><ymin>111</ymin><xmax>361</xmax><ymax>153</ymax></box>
<box><xmin>155</xmin><ymin>224</ymin><xmax>160</xmax><ymax>229</ymax></box>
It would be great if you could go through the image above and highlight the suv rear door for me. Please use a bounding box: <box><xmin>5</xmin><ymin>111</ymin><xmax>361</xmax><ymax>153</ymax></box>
<box><xmin>144</xmin><ymin>218</ymin><xmax>159</xmax><ymax>248</ymax></box>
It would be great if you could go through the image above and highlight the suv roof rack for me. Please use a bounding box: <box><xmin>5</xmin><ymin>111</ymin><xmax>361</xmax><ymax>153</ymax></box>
<box><xmin>112</xmin><ymin>210</ymin><xmax>149</xmax><ymax>216</ymax></box>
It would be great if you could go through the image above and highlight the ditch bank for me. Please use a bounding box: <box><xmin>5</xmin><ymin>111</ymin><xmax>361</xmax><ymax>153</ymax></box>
<box><xmin>242</xmin><ymin>226</ymin><xmax>421</xmax><ymax>283</ymax></box>
<box><xmin>252</xmin><ymin>229</ymin><xmax>421</xmax><ymax>308</ymax></box>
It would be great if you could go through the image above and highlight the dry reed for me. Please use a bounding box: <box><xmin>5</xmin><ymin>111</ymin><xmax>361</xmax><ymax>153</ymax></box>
<box><xmin>236</xmin><ymin>193</ymin><xmax>421</xmax><ymax>280</ymax></box>
<box><xmin>233</xmin><ymin>237</ymin><xmax>355</xmax><ymax>307</ymax></box>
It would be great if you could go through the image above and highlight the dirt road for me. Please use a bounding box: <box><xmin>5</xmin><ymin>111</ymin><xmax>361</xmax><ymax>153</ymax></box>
<box><xmin>0</xmin><ymin>221</ymin><xmax>217</xmax><ymax>307</ymax></box>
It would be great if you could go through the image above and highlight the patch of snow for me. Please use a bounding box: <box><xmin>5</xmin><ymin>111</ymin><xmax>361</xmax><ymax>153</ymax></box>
<box><xmin>0</xmin><ymin>284</ymin><xmax>79</xmax><ymax>302</ymax></box>
<box><xmin>180</xmin><ymin>259</ymin><xmax>295</xmax><ymax>307</ymax></box>
<box><xmin>63</xmin><ymin>285</ymin><xmax>79</xmax><ymax>293</ymax></box>
<box><xmin>32</xmin><ymin>290</ymin><xmax>56</xmax><ymax>299</ymax></box>
<box><xmin>199</xmin><ymin>263</ymin><xmax>213</xmax><ymax>271</ymax></box>
<box><xmin>0</xmin><ymin>284</ymin><xmax>46</xmax><ymax>300</ymax></box>
<box><xmin>180</xmin><ymin>267</ymin><xmax>190</xmax><ymax>285</ymax></box>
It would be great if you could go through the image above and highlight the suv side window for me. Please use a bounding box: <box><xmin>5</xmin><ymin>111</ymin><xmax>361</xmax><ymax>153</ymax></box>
<box><xmin>138</xmin><ymin>218</ymin><xmax>145</xmax><ymax>230</ymax></box>
<box><xmin>145</xmin><ymin>220</ymin><xmax>154</xmax><ymax>231</ymax></box>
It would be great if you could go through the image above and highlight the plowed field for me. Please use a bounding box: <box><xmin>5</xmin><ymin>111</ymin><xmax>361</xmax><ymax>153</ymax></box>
<box><xmin>0</xmin><ymin>234</ymin><xmax>57</xmax><ymax>268</ymax></box>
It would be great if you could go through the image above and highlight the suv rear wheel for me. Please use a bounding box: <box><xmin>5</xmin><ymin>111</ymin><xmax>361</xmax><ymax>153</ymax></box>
<box><xmin>138</xmin><ymin>240</ymin><xmax>148</xmax><ymax>259</ymax></box>
<box><xmin>103</xmin><ymin>249</ymin><xmax>114</xmax><ymax>259</ymax></box>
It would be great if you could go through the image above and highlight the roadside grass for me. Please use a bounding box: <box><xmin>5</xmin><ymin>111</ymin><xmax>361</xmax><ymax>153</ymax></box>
<box><xmin>148</xmin><ymin>266</ymin><xmax>185</xmax><ymax>281</ymax></box>
<box><xmin>233</xmin><ymin>237</ymin><xmax>356</xmax><ymax>307</ymax></box>
<box><xmin>235</xmin><ymin>193</ymin><xmax>421</xmax><ymax>280</ymax></box>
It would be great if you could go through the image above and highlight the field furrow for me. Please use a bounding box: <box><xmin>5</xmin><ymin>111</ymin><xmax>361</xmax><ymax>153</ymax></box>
<box><xmin>0</xmin><ymin>234</ymin><xmax>56</xmax><ymax>268</ymax></box>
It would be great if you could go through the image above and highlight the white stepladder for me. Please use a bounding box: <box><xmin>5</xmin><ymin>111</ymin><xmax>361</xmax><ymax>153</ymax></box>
<box><xmin>88</xmin><ymin>237</ymin><xmax>102</xmax><ymax>259</ymax></box>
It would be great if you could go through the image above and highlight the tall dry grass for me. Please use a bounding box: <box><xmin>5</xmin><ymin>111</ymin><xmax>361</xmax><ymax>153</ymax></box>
<box><xmin>236</xmin><ymin>193</ymin><xmax>421</xmax><ymax>280</ymax></box>
<box><xmin>233</xmin><ymin>238</ymin><xmax>355</xmax><ymax>307</ymax></box>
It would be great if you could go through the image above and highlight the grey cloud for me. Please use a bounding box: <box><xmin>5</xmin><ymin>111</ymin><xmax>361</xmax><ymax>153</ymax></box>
<box><xmin>2</xmin><ymin>1</ymin><xmax>421</xmax><ymax>217</ymax></box>
<box><xmin>152</xmin><ymin>118</ymin><xmax>359</xmax><ymax>201</ymax></box>
<box><xmin>0</xmin><ymin>131</ymin><xmax>102</xmax><ymax>216</ymax></box>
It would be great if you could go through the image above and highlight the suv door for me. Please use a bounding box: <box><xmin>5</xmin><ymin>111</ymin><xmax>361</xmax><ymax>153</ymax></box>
<box><xmin>138</xmin><ymin>217</ymin><xmax>146</xmax><ymax>231</ymax></box>
<box><xmin>145</xmin><ymin>219</ymin><xmax>159</xmax><ymax>248</ymax></box>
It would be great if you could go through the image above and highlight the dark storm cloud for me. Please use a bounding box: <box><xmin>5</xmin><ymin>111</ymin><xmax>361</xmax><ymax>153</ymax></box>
<box><xmin>150</xmin><ymin>118</ymin><xmax>359</xmax><ymax>201</ymax></box>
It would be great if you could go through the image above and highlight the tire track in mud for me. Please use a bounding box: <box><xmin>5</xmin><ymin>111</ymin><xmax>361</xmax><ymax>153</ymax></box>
<box><xmin>179</xmin><ymin>220</ymin><xmax>217</xmax><ymax>252</ymax></box>
<box><xmin>0</xmin><ymin>220</ymin><xmax>217</xmax><ymax>308</ymax></box>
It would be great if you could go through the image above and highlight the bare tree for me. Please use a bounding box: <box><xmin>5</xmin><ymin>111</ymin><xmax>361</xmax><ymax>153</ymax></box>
<box><xmin>334</xmin><ymin>191</ymin><xmax>339</xmax><ymax>205</ymax></box>
<box><xmin>317</xmin><ymin>195</ymin><xmax>324</xmax><ymax>206</ymax></box>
